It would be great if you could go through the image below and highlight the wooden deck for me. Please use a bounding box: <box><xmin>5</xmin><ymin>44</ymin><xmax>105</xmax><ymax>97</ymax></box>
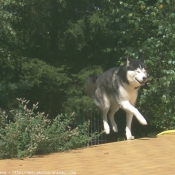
<box><xmin>1</xmin><ymin>135</ymin><xmax>175</xmax><ymax>175</ymax></box>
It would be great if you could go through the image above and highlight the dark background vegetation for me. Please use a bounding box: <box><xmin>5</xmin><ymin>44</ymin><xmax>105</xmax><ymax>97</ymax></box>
<box><xmin>1</xmin><ymin>0</ymin><xmax>175</xmax><ymax>157</ymax></box>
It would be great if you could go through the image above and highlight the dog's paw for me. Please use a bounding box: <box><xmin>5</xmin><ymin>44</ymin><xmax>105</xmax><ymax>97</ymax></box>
<box><xmin>104</xmin><ymin>128</ymin><xmax>110</xmax><ymax>134</ymax></box>
<box><xmin>125</xmin><ymin>127</ymin><xmax>134</xmax><ymax>140</ymax></box>
<box><xmin>137</xmin><ymin>114</ymin><xmax>147</xmax><ymax>125</ymax></box>
<box><xmin>112</xmin><ymin>125</ymin><xmax>118</xmax><ymax>133</ymax></box>
<box><xmin>140</xmin><ymin>119</ymin><xmax>147</xmax><ymax>125</ymax></box>
<box><xmin>126</xmin><ymin>135</ymin><xmax>135</xmax><ymax>140</ymax></box>
<box><xmin>104</xmin><ymin>125</ymin><xmax>110</xmax><ymax>134</ymax></box>
<box><xmin>103</xmin><ymin>121</ymin><xmax>110</xmax><ymax>134</ymax></box>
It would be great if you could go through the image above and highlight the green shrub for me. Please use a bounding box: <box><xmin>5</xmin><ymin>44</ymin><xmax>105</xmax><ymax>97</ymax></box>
<box><xmin>0</xmin><ymin>98</ymin><xmax>99</xmax><ymax>159</ymax></box>
<box><xmin>115</xmin><ymin>0</ymin><xmax>175</xmax><ymax>130</ymax></box>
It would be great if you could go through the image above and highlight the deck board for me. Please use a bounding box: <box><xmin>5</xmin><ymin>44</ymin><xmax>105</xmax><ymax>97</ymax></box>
<box><xmin>1</xmin><ymin>135</ymin><xmax>175</xmax><ymax>174</ymax></box>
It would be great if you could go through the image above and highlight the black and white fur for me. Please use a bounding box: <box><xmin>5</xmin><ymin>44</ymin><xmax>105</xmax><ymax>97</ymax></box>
<box><xmin>84</xmin><ymin>58</ymin><xmax>148</xmax><ymax>140</ymax></box>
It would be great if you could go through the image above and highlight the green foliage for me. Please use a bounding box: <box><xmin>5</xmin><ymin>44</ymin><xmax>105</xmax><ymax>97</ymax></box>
<box><xmin>0</xmin><ymin>99</ymin><xmax>99</xmax><ymax>159</ymax></box>
<box><xmin>116</xmin><ymin>0</ymin><xmax>175</xmax><ymax>130</ymax></box>
<box><xmin>21</xmin><ymin>58</ymin><xmax>70</xmax><ymax>88</ymax></box>
<box><xmin>1</xmin><ymin>0</ymin><xmax>175</xmax><ymax>137</ymax></box>
<box><xmin>0</xmin><ymin>57</ymin><xmax>71</xmax><ymax>114</ymax></box>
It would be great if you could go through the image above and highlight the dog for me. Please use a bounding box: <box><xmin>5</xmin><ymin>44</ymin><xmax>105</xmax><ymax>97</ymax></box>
<box><xmin>84</xmin><ymin>58</ymin><xmax>148</xmax><ymax>140</ymax></box>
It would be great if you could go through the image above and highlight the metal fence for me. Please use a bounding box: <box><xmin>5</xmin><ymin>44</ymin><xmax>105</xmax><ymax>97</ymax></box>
<box><xmin>81</xmin><ymin>110</ymin><xmax>107</xmax><ymax>146</ymax></box>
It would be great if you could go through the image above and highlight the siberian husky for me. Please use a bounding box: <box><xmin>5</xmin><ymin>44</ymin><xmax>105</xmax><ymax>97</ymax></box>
<box><xmin>84</xmin><ymin>58</ymin><xmax>148</xmax><ymax>140</ymax></box>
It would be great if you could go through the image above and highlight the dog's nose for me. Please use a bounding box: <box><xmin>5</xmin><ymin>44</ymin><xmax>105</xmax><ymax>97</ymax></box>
<box><xmin>143</xmin><ymin>76</ymin><xmax>147</xmax><ymax>81</ymax></box>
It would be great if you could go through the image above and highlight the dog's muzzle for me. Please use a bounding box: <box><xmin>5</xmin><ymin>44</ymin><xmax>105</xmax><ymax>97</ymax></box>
<box><xmin>135</xmin><ymin>76</ymin><xmax>147</xmax><ymax>85</ymax></box>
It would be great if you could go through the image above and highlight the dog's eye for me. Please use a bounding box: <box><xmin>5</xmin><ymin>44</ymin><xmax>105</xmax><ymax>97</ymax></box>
<box><xmin>137</xmin><ymin>71</ymin><xmax>140</xmax><ymax>73</ymax></box>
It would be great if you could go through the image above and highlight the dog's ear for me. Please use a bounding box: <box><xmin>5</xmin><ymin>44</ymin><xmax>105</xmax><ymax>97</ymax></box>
<box><xmin>126</xmin><ymin>57</ymin><xmax>131</xmax><ymax>66</ymax></box>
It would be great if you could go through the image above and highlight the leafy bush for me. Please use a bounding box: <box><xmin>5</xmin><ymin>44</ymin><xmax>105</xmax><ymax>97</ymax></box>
<box><xmin>118</xmin><ymin>0</ymin><xmax>175</xmax><ymax>130</ymax></box>
<box><xmin>1</xmin><ymin>0</ymin><xmax>175</xmax><ymax>138</ymax></box>
<box><xmin>0</xmin><ymin>98</ymin><xmax>99</xmax><ymax>159</ymax></box>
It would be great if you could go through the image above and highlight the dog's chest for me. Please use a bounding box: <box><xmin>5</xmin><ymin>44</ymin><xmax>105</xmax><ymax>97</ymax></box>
<box><xmin>118</xmin><ymin>86</ymin><xmax>138</xmax><ymax>101</ymax></box>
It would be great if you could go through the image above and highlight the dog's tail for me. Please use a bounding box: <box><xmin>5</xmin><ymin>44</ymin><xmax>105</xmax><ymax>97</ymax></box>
<box><xmin>84</xmin><ymin>74</ymin><xmax>98</xmax><ymax>98</ymax></box>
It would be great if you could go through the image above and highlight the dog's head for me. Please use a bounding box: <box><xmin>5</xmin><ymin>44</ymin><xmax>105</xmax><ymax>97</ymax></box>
<box><xmin>126</xmin><ymin>57</ymin><xmax>148</xmax><ymax>86</ymax></box>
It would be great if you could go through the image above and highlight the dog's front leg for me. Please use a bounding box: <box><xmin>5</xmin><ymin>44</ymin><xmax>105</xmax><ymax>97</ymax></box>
<box><xmin>126</xmin><ymin>112</ymin><xmax>134</xmax><ymax>140</ymax></box>
<box><xmin>120</xmin><ymin>101</ymin><xmax>147</xmax><ymax>125</ymax></box>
